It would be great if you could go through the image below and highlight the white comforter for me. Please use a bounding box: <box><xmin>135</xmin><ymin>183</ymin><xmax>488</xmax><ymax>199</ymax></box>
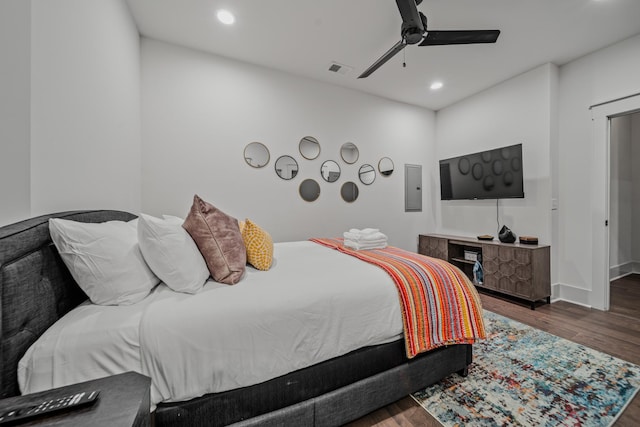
<box><xmin>18</xmin><ymin>241</ymin><xmax>403</xmax><ymax>407</ymax></box>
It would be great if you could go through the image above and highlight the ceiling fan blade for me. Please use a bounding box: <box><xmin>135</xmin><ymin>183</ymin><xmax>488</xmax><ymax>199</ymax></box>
<box><xmin>395</xmin><ymin>0</ymin><xmax>424</xmax><ymax>32</ymax></box>
<box><xmin>358</xmin><ymin>40</ymin><xmax>407</xmax><ymax>79</ymax></box>
<box><xmin>419</xmin><ymin>30</ymin><xmax>500</xmax><ymax>46</ymax></box>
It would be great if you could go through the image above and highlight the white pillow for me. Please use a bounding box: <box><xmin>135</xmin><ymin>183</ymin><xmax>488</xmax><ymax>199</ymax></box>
<box><xmin>49</xmin><ymin>218</ymin><xmax>160</xmax><ymax>305</ymax></box>
<box><xmin>137</xmin><ymin>214</ymin><xmax>209</xmax><ymax>294</ymax></box>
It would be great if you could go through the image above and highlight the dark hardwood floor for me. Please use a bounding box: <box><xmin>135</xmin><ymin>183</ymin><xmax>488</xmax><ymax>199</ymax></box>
<box><xmin>345</xmin><ymin>275</ymin><xmax>640</xmax><ymax>427</ymax></box>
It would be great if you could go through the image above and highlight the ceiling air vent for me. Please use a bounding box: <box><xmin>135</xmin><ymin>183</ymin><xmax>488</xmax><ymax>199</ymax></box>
<box><xmin>327</xmin><ymin>62</ymin><xmax>353</xmax><ymax>76</ymax></box>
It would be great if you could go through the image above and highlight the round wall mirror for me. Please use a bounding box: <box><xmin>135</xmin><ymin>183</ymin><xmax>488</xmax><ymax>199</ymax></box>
<box><xmin>359</xmin><ymin>164</ymin><xmax>376</xmax><ymax>185</ymax></box>
<box><xmin>321</xmin><ymin>160</ymin><xmax>341</xmax><ymax>183</ymax></box>
<box><xmin>299</xmin><ymin>179</ymin><xmax>321</xmax><ymax>202</ymax></box>
<box><xmin>244</xmin><ymin>142</ymin><xmax>270</xmax><ymax>168</ymax></box>
<box><xmin>274</xmin><ymin>155</ymin><xmax>299</xmax><ymax>180</ymax></box>
<box><xmin>378</xmin><ymin>157</ymin><xmax>394</xmax><ymax>176</ymax></box>
<box><xmin>340</xmin><ymin>142</ymin><xmax>359</xmax><ymax>164</ymax></box>
<box><xmin>341</xmin><ymin>181</ymin><xmax>359</xmax><ymax>203</ymax></box>
<box><xmin>299</xmin><ymin>136</ymin><xmax>320</xmax><ymax>160</ymax></box>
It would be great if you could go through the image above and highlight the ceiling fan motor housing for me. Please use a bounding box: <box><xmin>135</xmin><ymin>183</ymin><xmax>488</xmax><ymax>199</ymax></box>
<box><xmin>402</xmin><ymin>25</ymin><xmax>424</xmax><ymax>44</ymax></box>
<box><xmin>401</xmin><ymin>11</ymin><xmax>427</xmax><ymax>45</ymax></box>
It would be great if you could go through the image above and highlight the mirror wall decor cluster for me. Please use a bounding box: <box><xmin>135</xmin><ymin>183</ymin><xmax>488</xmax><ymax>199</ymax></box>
<box><xmin>243</xmin><ymin>138</ymin><xmax>393</xmax><ymax>203</ymax></box>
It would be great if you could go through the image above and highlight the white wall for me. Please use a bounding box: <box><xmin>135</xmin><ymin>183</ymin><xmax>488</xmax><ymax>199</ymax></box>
<box><xmin>435</xmin><ymin>34</ymin><xmax>640</xmax><ymax>309</ymax></box>
<box><xmin>0</xmin><ymin>0</ymin><xmax>31</xmax><ymax>226</ymax></box>
<box><xmin>141</xmin><ymin>39</ymin><xmax>436</xmax><ymax>250</ymax></box>
<box><xmin>434</xmin><ymin>64</ymin><xmax>556</xmax><ymax>247</ymax></box>
<box><xmin>29</xmin><ymin>0</ymin><xmax>141</xmax><ymax>215</ymax></box>
<box><xmin>557</xmin><ymin>34</ymin><xmax>640</xmax><ymax>307</ymax></box>
<box><xmin>609</xmin><ymin>115</ymin><xmax>633</xmax><ymax>278</ymax></box>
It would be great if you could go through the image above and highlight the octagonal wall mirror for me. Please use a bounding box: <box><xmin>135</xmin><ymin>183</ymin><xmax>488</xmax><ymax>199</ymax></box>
<box><xmin>299</xmin><ymin>136</ymin><xmax>320</xmax><ymax>160</ymax></box>
<box><xmin>275</xmin><ymin>155</ymin><xmax>299</xmax><ymax>180</ymax></box>
<box><xmin>341</xmin><ymin>181</ymin><xmax>359</xmax><ymax>203</ymax></box>
<box><xmin>321</xmin><ymin>160</ymin><xmax>341</xmax><ymax>183</ymax></box>
<box><xmin>244</xmin><ymin>142</ymin><xmax>270</xmax><ymax>168</ymax></box>
<box><xmin>299</xmin><ymin>179</ymin><xmax>320</xmax><ymax>202</ymax></box>
<box><xmin>378</xmin><ymin>157</ymin><xmax>394</xmax><ymax>176</ymax></box>
<box><xmin>359</xmin><ymin>164</ymin><xmax>376</xmax><ymax>185</ymax></box>
<box><xmin>340</xmin><ymin>142</ymin><xmax>359</xmax><ymax>164</ymax></box>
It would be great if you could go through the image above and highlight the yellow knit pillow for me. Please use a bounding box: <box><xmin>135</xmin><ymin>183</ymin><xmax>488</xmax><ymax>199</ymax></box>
<box><xmin>241</xmin><ymin>219</ymin><xmax>273</xmax><ymax>271</ymax></box>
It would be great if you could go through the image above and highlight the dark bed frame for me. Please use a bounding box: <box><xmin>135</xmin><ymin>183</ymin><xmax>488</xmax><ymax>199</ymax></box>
<box><xmin>0</xmin><ymin>211</ymin><xmax>472</xmax><ymax>426</ymax></box>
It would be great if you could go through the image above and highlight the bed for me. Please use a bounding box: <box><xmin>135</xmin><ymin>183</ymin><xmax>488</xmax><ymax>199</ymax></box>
<box><xmin>0</xmin><ymin>210</ymin><xmax>482</xmax><ymax>426</ymax></box>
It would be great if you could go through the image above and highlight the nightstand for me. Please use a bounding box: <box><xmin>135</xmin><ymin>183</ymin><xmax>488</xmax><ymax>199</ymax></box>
<box><xmin>0</xmin><ymin>372</ymin><xmax>150</xmax><ymax>427</ymax></box>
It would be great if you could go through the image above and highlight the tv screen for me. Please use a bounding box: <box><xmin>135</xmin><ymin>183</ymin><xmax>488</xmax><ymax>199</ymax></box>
<box><xmin>439</xmin><ymin>143</ymin><xmax>524</xmax><ymax>200</ymax></box>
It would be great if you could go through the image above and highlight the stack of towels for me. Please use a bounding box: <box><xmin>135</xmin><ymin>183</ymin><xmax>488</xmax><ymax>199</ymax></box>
<box><xmin>343</xmin><ymin>228</ymin><xmax>388</xmax><ymax>250</ymax></box>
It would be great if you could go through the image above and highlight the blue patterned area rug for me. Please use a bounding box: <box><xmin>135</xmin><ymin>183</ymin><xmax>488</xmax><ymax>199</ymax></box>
<box><xmin>412</xmin><ymin>311</ymin><xmax>640</xmax><ymax>426</ymax></box>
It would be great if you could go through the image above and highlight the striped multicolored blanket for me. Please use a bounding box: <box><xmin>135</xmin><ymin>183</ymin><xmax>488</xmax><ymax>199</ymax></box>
<box><xmin>310</xmin><ymin>238</ymin><xmax>486</xmax><ymax>358</ymax></box>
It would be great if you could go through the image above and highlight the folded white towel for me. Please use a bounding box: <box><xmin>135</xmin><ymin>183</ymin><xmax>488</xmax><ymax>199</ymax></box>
<box><xmin>348</xmin><ymin>228</ymin><xmax>380</xmax><ymax>236</ymax></box>
<box><xmin>361</xmin><ymin>228</ymin><xmax>379</xmax><ymax>234</ymax></box>
<box><xmin>346</xmin><ymin>238</ymin><xmax>387</xmax><ymax>245</ymax></box>
<box><xmin>343</xmin><ymin>231</ymin><xmax>388</xmax><ymax>242</ymax></box>
<box><xmin>349</xmin><ymin>228</ymin><xmax>380</xmax><ymax>236</ymax></box>
<box><xmin>344</xmin><ymin>239</ymin><xmax>387</xmax><ymax>251</ymax></box>
<box><xmin>343</xmin><ymin>227</ymin><xmax>388</xmax><ymax>250</ymax></box>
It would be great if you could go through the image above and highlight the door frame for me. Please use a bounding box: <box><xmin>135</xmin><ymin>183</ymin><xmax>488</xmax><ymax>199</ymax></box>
<box><xmin>591</xmin><ymin>97</ymin><xmax>640</xmax><ymax>310</ymax></box>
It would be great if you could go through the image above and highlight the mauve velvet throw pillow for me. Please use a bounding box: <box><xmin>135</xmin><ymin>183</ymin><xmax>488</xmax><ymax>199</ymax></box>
<box><xmin>183</xmin><ymin>195</ymin><xmax>246</xmax><ymax>284</ymax></box>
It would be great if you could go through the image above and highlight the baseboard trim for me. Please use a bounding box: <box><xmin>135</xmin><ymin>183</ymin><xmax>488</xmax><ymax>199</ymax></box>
<box><xmin>610</xmin><ymin>271</ymin><xmax>634</xmax><ymax>282</ymax></box>
<box><xmin>550</xmin><ymin>297</ymin><xmax>592</xmax><ymax>309</ymax></box>
<box><xmin>609</xmin><ymin>261</ymin><xmax>637</xmax><ymax>281</ymax></box>
<box><xmin>551</xmin><ymin>283</ymin><xmax>591</xmax><ymax>308</ymax></box>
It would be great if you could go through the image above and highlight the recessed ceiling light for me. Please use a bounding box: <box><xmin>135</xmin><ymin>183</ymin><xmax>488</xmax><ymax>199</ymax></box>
<box><xmin>216</xmin><ymin>9</ymin><xmax>235</xmax><ymax>25</ymax></box>
<box><xmin>430</xmin><ymin>81</ymin><xmax>444</xmax><ymax>90</ymax></box>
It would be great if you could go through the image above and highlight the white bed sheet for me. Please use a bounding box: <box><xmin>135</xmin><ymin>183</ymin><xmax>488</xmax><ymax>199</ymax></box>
<box><xmin>18</xmin><ymin>241</ymin><xmax>403</xmax><ymax>407</ymax></box>
<box><xmin>17</xmin><ymin>293</ymin><xmax>156</xmax><ymax>393</ymax></box>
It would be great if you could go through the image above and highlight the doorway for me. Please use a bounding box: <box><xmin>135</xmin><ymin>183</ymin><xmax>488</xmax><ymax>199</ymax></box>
<box><xmin>609</xmin><ymin>112</ymin><xmax>640</xmax><ymax>280</ymax></box>
<box><xmin>591</xmin><ymin>95</ymin><xmax>640</xmax><ymax>311</ymax></box>
<box><xmin>609</xmin><ymin>111</ymin><xmax>640</xmax><ymax>317</ymax></box>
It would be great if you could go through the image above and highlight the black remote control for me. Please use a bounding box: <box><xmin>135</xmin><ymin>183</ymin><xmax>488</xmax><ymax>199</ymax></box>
<box><xmin>0</xmin><ymin>390</ymin><xmax>99</xmax><ymax>425</ymax></box>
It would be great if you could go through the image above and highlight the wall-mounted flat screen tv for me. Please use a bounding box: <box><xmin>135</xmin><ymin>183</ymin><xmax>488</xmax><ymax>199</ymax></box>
<box><xmin>439</xmin><ymin>143</ymin><xmax>524</xmax><ymax>200</ymax></box>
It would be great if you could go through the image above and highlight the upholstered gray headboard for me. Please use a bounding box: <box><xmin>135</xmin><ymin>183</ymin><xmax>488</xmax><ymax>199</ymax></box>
<box><xmin>0</xmin><ymin>210</ymin><xmax>136</xmax><ymax>398</ymax></box>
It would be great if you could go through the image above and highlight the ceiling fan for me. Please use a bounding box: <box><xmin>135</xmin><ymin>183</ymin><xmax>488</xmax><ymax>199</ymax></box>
<box><xmin>358</xmin><ymin>0</ymin><xmax>500</xmax><ymax>79</ymax></box>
